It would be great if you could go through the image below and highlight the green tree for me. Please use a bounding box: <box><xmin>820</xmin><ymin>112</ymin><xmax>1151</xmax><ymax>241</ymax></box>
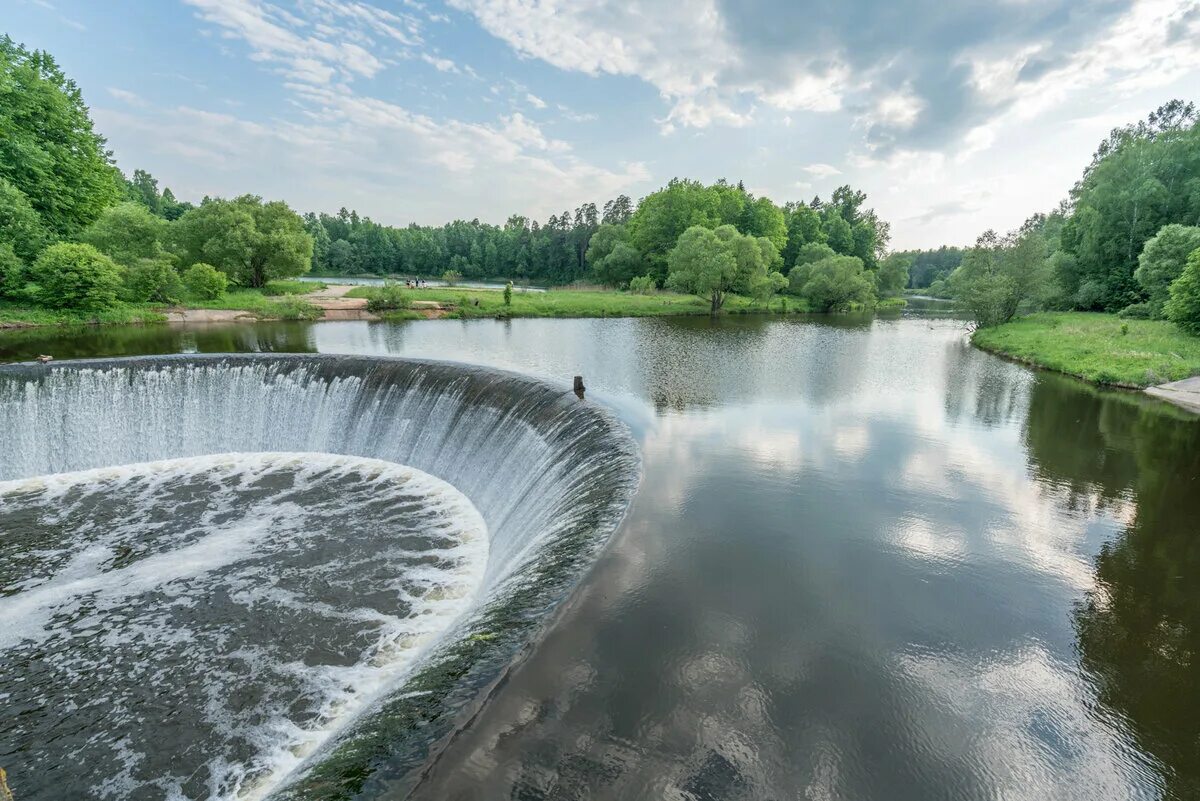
<box><xmin>792</xmin><ymin>242</ymin><xmax>836</xmax><ymax>272</ymax></box>
<box><xmin>587</xmin><ymin>224</ymin><xmax>644</xmax><ymax>287</ymax></box>
<box><xmin>666</xmin><ymin>224</ymin><xmax>786</xmax><ymax>313</ymax></box>
<box><xmin>0</xmin><ymin>242</ymin><xmax>25</xmax><ymax>298</ymax></box>
<box><xmin>1060</xmin><ymin>101</ymin><xmax>1200</xmax><ymax>310</ymax></box>
<box><xmin>789</xmin><ymin>255</ymin><xmax>876</xmax><ymax>311</ymax></box>
<box><xmin>739</xmin><ymin>196</ymin><xmax>788</xmax><ymax>253</ymax></box>
<box><xmin>629</xmin><ymin>274</ymin><xmax>656</xmax><ymax>294</ymax></box>
<box><xmin>824</xmin><ymin>213</ymin><xmax>855</xmax><ymax>254</ymax></box>
<box><xmin>0</xmin><ymin>176</ymin><xmax>49</xmax><ymax>262</ymax></box>
<box><xmin>181</xmin><ymin>262</ymin><xmax>229</xmax><ymax>300</ymax></box>
<box><xmin>1135</xmin><ymin>224</ymin><xmax>1200</xmax><ymax>316</ymax></box>
<box><xmin>28</xmin><ymin>242</ymin><xmax>123</xmax><ymax>310</ymax></box>
<box><xmin>951</xmin><ymin>228</ymin><xmax>1055</xmax><ymax>327</ymax></box>
<box><xmin>80</xmin><ymin>202</ymin><xmax>170</xmax><ymax>267</ymax></box>
<box><xmin>1164</xmin><ymin>249</ymin><xmax>1200</xmax><ymax>335</ymax></box>
<box><xmin>876</xmin><ymin>253</ymin><xmax>911</xmax><ymax>297</ymax></box>
<box><xmin>172</xmin><ymin>195</ymin><xmax>312</xmax><ymax>287</ymax></box>
<box><xmin>0</xmin><ymin>36</ymin><xmax>122</xmax><ymax>235</ymax></box>
<box><xmin>628</xmin><ymin>179</ymin><xmax>722</xmax><ymax>280</ymax></box>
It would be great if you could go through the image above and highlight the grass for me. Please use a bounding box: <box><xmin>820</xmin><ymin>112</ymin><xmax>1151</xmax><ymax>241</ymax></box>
<box><xmin>346</xmin><ymin>285</ymin><xmax>810</xmax><ymax>319</ymax></box>
<box><xmin>972</xmin><ymin>312</ymin><xmax>1200</xmax><ymax>387</ymax></box>
<box><xmin>261</xmin><ymin>279</ymin><xmax>325</xmax><ymax>295</ymax></box>
<box><xmin>0</xmin><ymin>300</ymin><xmax>166</xmax><ymax>328</ymax></box>
<box><xmin>180</xmin><ymin>290</ymin><xmax>324</xmax><ymax>320</ymax></box>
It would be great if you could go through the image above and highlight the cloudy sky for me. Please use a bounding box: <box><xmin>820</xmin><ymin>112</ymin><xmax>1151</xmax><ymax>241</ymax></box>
<box><xmin>9</xmin><ymin>0</ymin><xmax>1200</xmax><ymax>248</ymax></box>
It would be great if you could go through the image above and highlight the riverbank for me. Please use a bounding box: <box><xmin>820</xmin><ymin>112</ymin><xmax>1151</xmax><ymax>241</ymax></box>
<box><xmin>971</xmin><ymin>312</ymin><xmax>1200</xmax><ymax>389</ymax></box>
<box><xmin>0</xmin><ymin>283</ymin><xmax>911</xmax><ymax>329</ymax></box>
<box><xmin>345</xmin><ymin>285</ymin><xmax>817</xmax><ymax>319</ymax></box>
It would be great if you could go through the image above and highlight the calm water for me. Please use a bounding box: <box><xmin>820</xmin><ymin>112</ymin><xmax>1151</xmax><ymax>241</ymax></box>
<box><xmin>2</xmin><ymin>315</ymin><xmax>1198</xmax><ymax>800</ymax></box>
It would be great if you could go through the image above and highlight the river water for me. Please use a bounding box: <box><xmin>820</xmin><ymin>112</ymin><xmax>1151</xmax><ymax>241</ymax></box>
<box><xmin>1</xmin><ymin>314</ymin><xmax>1198</xmax><ymax>800</ymax></box>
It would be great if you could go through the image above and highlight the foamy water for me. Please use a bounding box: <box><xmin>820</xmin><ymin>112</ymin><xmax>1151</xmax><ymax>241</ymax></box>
<box><xmin>0</xmin><ymin>453</ymin><xmax>488</xmax><ymax>800</ymax></box>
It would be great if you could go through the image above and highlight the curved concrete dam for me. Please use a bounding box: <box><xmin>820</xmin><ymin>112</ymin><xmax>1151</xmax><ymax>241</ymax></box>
<box><xmin>0</xmin><ymin>354</ymin><xmax>641</xmax><ymax>800</ymax></box>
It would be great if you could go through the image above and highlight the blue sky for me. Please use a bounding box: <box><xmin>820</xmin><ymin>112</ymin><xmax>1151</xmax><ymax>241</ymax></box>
<box><xmin>8</xmin><ymin>0</ymin><xmax>1200</xmax><ymax>248</ymax></box>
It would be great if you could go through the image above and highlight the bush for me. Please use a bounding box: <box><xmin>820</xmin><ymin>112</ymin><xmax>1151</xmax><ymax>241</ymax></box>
<box><xmin>28</xmin><ymin>243</ymin><xmax>123</xmax><ymax>310</ymax></box>
<box><xmin>1117</xmin><ymin>302</ymin><xmax>1152</xmax><ymax>319</ymax></box>
<box><xmin>629</xmin><ymin>274</ymin><xmax>657</xmax><ymax>294</ymax></box>
<box><xmin>182</xmin><ymin>262</ymin><xmax>229</xmax><ymax>300</ymax></box>
<box><xmin>124</xmin><ymin>258</ymin><xmax>183</xmax><ymax>303</ymax></box>
<box><xmin>363</xmin><ymin>281</ymin><xmax>411</xmax><ymax>311</ymax></box>
<box><xmin>1165</xmin><ymin>250</ymin><xmax>1200</xmax><ymax>335</ymax></box>
<box><xmin>503</xmin><ymin>281</ymin><xmax>513</xmax><ymax>306</ymax></box>
<box><xmin>441</xmin><ymin>269</ymin><xmax>463</xmax><ymax>286</ymax></box>
<box><xmin>789</xmin><ymin>255</ymin><xmax>876</xmax><ymax>312</ymax></box>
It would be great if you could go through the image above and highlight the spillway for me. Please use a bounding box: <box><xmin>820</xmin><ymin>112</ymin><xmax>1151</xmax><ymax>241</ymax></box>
<box><xmin>0</xmin><ymin>354</ymin><xmax>640</xmax><ymax>800</ymax></box>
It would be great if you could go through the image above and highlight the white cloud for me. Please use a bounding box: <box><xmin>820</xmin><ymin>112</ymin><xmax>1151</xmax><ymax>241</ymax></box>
<box><xmin>525</xmin><ymin>92</ymin><xmax>547</xmax><ymax>109</ymax></box>
<box><xmin>107</xmin><ymin>87</ymin><xmax>147</xmax><ymax>107</ymax></box>
<box><xmin>421</xmin><ymin>52</ymin><xmax>460</xmax><ymax>73</ymax></box>
<box><xmin>802</xmin><ymin>163</ymin><xmax>841</xmax><ymax>178</ymax></box>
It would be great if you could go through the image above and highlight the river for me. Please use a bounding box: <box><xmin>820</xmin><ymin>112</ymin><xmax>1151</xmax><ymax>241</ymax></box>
<box><xmin>1</xmin><ymin>313</ymin><xmax>1197</xmax><ymax>800</ymax></box>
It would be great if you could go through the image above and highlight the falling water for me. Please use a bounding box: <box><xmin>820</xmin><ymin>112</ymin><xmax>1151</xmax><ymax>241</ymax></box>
<box><xmin>0</xmin><ymin>355</ymin><xmax>640</xmax><ymax>801</ymax></box>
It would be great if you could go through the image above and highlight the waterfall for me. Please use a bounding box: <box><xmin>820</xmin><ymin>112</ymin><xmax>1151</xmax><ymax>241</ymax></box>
<box><xmin>0</xmin><ymin>355</ymin><xmax>640</xmax><ymax>800</ymax></box>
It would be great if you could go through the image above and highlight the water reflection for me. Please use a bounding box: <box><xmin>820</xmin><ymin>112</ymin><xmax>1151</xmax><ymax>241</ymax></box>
<box><xmin>0</xmin><ymin>316</ymin><xmax>1197</xmax><ymax>799</ymax></box>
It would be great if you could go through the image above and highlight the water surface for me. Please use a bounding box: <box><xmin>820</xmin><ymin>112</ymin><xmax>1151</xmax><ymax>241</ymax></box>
<box><xmin>2</xmin><ymin>315</ymin><xmax>1197</xmax><ymax>800</ymax></box>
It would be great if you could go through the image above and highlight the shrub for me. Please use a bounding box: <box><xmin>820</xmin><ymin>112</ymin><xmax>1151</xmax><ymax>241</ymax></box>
<box><xmin>1164</xmin><ymin>250</ymin><xmax>1200</xmax><ymax>335</ymax></box>
<box><xmin>629</xmin><ymin>274</ymin><xmax>657</xmax><ymax>294</ymax></box>
<box><xmin>1117</xmin><ymin>302</ymin><xmax>1152</xmax><ymax>319</ymax></box>
<box><xmin>28</xmin><ymin>243</ymin><xmax>123</xmax><ymax>310</ymax></box>
<box><xmin>503</xmin><ymin>281</ymin><xmax>513</xmax><ymax>306</ymax></box>
<box><xmin>789</xmin><ymin>255</ymin><xmax>876</xmax><ymax>312</ymax></box>
<box><xmin>182</xmin><ymin>262</ymin><xmax>229</xmax><ymax>300</ymax></box>
<box><xmin>441</xmin><ymin>269</ymin><xmax>463</xmax><ymax>286</ymax></box>
<box><xmin>364</xmin><ymin>280</ymin><xmax>411</xmax><ymax>311</ymax></box>
<box><xmin>124</xmin><ymin>258</ymin><xmax>183</xmax><ymax>303</ymax></box>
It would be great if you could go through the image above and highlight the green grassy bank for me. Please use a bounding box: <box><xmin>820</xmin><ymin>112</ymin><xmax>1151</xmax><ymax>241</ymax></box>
<box><xmin>0</xmin><ymin>280</ymin><xmax>325</xmax><ymax>329</ymax></box>
<box><xmin>972</xmin><ymin>312</ymin><xmax>1200</xmax><ymax>388</ymax></box>
<box><xmin>347</xmin><ymin>285</ymin><xmax>815</xmax><ymax>319</ymax></box>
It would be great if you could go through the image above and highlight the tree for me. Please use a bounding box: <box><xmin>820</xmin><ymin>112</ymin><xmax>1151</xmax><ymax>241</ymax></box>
<box><xmin>824</xmin><ymin>213</ymin><xmax>855</xmax><ymax>254</ymax></box>
<box><xmin>0</xmin><ymin>36</ymin><xmax>123</xmax><ymax>235</ymax></box>
<box><xmin>739</xmin><ymin>196</ymin><xmax>788</xmax><ymax>253</ymax></box>
<box><xmin>950</xmin><ymin>228</ymin><xmax>1055</xmax><ymax>327</ymax></box>
<box><xmin>0</xmin><ymin>177</ymin><xmax>49</xmax><ymax>262</ymax></box>
<box><xmin>1165</xmin><ymin>249</ymin><xmax>1200</xmax><ymax>335</ymax></box>
<box><xmin>326</xmin><ymin>238</ymin><xmax>357</xmax><ymax>274</ymax></box>
<box><xmin>27</xmin><ymin>242</ymin><xmax>123</xmax><ymax>310</ymax></box>
<box><xmin>666</xmin><ymin>224</ymin><xmax>786</xmax><ymax>314</ymax></box>
<box><xmin>1059</xmin><ymin>101</ymin><xmax>1200</xmax><ymax>310</ymax></box>
<box><xmin>181</xmin><ymin>262</ymin><xmax>228</xmax><ymax>300</ymax></box>
<box><xmin>172</xmin><ymin>195</ymin><xmax>312</xmax><ymax>287</ymax></box>
<box><xmin>602</xmin><ymin>195</ymin><xmax>633</xmax><ymax>225</ymax></box>
<box><xmin>792</xmin><ymin>242</ymin><xmax>836</xmax><ymax>272</ymax></box>
<box><xmin>1135</xmin><ymin>224</ymin><xmax>1200</xmax><ymax>316</ymax></box>
<box><xmin>789</xmin><ymin>255</ymin><xmax>876</xmax><ymax>311</ymax></box>
<box><xmin>629</xmin><ymin>179</ymin><xmax>722</xmax><ymax>280</ymax></box>
<box><xmin>127</xmin><ymin>169</ymin><xmax>161</xmax><ymax>215</ymax></box>
<box><xmin>587</xmin><ymin>224</ymin><xmax>644</xmax><ymax>287</ymax></box>
<box><xmin>876</xmin><ymin>253</ymin><xmax>911</xmax><ymax>297</ymax></box>
<box><xmin>0</xmin><ymin>243</ymin><xmax>25</xmax><ymax>298</ymax></box>
<box><xmin>80</xmin><ymin>202</ymin><xmax>170</xmax><ymax>267</ymax></box>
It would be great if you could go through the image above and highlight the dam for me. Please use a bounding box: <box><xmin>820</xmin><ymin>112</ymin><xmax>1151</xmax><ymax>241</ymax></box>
<box><xmin>0</xmin><ymin>354</ymin><xmax>640</xmax><ymax>800</ymax></box>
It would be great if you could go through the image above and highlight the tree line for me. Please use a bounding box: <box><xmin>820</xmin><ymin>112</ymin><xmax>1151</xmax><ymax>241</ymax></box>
<box><xmin>939</xmin><ymin>100</ymin><xmax>1200</xmax><ymax>332</ymax></box>
<box><xmin>1</xmin><ymin>33</ymin><xmax>907</xmax><ymax>316</ymax></box>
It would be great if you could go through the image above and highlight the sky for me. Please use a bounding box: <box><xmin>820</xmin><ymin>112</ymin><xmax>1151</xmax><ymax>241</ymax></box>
<box><xmin>7</xmin><ymin>0</ymin><xmax>1200</xmax><ymax>249</ymax></box>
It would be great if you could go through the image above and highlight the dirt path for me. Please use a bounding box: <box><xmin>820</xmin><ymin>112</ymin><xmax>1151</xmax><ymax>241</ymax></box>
<box><xmin>164</xmin><ymin>285</ymin><xmax>447</xmax><ymax>323</ymax></box>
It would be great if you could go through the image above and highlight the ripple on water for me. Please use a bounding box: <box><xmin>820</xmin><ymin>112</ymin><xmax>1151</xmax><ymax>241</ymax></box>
<box><xmin>0</xmin><ymin>452</ymin><xmax>488</xmax><ymax>801</ymax></box>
